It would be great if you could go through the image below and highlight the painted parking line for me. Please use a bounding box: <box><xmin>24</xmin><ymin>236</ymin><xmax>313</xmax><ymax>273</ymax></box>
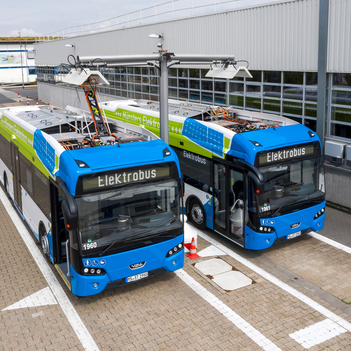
<box><xmin>309</xmin><ymin>231</ymin><xmax>351</xmax><ymax>254</ymax></box>
<box><xmin>289</xmin><ymin>318</ymin><xmax>347</xmax><ymax>349</ymax></box>
<box><xmin>195</xmin><ymin>230</ymin><xmax>351</xmax><ymax>335</ymax></box>
<box><xmin>0</xmin><ymin>187</ymin><xmax>100</xmax><ymax>351</ymax></box>
<box><xmin>175</xmin><ymin>269</ymin><xmax>282</xmax><ymax>351</ymax></box>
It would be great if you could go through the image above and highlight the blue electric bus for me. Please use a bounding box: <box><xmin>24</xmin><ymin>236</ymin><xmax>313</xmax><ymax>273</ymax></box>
<box><xmin>0</xmin><ymin>102</ymin><xmax>184</xmax><ymax>296</ymax></box>
<box><xmin>101</xmin><ymin>99</ymin><xmax>326</xmax><ymax>250</ymax></box>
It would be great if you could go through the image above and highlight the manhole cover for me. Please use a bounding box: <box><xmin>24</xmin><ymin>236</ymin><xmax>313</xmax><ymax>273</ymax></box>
<box><xmin>195</xmin><ymin>258</ymin><xmax>232</xmax><ymax>276</ymax></box>
<box><xmin>212</xmin><ymin>271</ymin><xmax>252</xmax><ymax>291</ymax></box>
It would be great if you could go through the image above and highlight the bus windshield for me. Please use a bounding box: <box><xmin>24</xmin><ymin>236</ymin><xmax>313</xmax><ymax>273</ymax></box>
<box><xmin>256</xmin><ymin>156</ymin><xmax>325</xmax><ymax>217</ymax></box>
<box><xmin>75</xmin><ymin>179</ymin><xmax>182</xmax><ymax>256</ymax></box>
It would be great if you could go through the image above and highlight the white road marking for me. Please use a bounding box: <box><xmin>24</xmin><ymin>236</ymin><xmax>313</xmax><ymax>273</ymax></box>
<box><xmin>309</xmin><ymin>231</ymin><xmax>351</xmax><ymax>254</ymax></box>
<box><xmin>0</xmin><ymin>188</ymin><xmax>100</xmax><ymax>351</ymax></box>
<box><xmin>289</xmin><ymin>318</ymin><xmax>347</xmax><ymax>349</ymax></box>
<box><xmin>175</xmin><ymin>269</ymin><xmax>282</xmax><ymax>351</ymax></box>
<box><xmin>2</xmin><ymin>287</ymin><xmax>57</xmax><ymax>310</ymax></box>
<box><xmin>196</xmin><ymin>230</ymin><xmax>351</xmax><ymax>334</ymax></box>
<box><xmin>197</xmin><ymin>244</ymin><xmax>226</xmax><ymax>257</ymax></box>
<box><xmin>31</xmin><ymin>310</ymin><xmax>46</xmax><ymax>318</ymax></box>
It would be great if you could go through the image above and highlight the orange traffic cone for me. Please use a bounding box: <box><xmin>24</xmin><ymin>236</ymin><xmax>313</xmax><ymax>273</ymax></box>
<box><xmin>186</xmin><ymin>237</ymin><xmax>200</xmax><ymax>259</ymax></box>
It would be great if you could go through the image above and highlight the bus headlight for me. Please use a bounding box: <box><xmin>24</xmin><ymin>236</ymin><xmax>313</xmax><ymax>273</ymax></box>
<box><xmin>166</xmin><ymin>243</ymin><xmax>184</xmax><ymax>257</ymax></box>
<box><xmin>82</xmin><ymin>267</ymin><xmax>106</xmax><ymax>276</ymax></box>
<box><xmin>314</xmin><ymin>207</ymin><xmax>325</xmax><ymax>219</ymax></box>
<box><xmin>258</xmin><ymin>226</ymin><xmax>275</xmax><ymax>233</ymax></box>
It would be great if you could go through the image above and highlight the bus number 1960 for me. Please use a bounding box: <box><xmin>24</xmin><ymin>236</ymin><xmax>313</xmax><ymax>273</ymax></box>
<box><xmin>82</xmin><ymin>242</ymin><xmax>98</xmax><ymax>250</ymax></box>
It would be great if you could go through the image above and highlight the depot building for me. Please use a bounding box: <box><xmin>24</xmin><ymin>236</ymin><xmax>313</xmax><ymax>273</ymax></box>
<box><xmin>33</xmin><ymin>0</ymin><xmax>351</xmax><ymax>209</ymax></box>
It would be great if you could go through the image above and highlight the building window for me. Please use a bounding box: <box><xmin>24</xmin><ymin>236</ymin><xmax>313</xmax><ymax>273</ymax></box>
<box><xmin>28</xmin><ymin>67</ymin><xmax>36</xmax><ymax>75</ymax></box>
<box><xmin>248</xmin><ymin>70</ymin><xmax>261</xmax><ymax>82</ymax></box>
<box><xmin>283</xmin><ymin>86</ymin><xmax>303</xmax><ymax>100</ymax></box>
<box><xmin>263</xmin><ymin>99</ymin><xmax>280</xmax><ymax>113</ymax></box>
<box><xmin>333</xmin><ymin>73</ymin><xmax>351</xmax><ymax>88</ymax></box>
<box><xmin>264</xmin><ymin>71</ymin><xmax>281</xmax><ymax>83</ymax></box>
<box><xmin>284</xmin><ymin>72</ymin><xmax>303</xmax><ymax>85</ymax></box>
<box><xmin>38</xmin><ymin>65</ymin><xmax>351</xmax><ymax>142</ymax></box>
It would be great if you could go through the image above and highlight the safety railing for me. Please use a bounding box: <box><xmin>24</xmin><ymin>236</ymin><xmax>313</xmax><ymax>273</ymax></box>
<box><xmin>35</xmin><ymin>0</ymin><xmax>244</xmax><ymax>42</ymax></box>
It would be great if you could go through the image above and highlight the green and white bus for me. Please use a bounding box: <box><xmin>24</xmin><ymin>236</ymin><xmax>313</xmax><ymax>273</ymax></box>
<box><xmin>100</xmin><ymin>99</ymin><xmax>326</xmax><ymax>251</ymax></box>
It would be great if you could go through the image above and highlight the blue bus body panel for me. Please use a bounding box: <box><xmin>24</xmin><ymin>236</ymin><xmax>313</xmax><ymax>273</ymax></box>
<box><xmin>70</xmin><ymin>235</ymin><xmax>184</xmax><ymax>297</ymax></box>
<box><xmin>57</xmin><ymin>139</ymin><xmax>181</xmax><ymax>195</ymax></box>
<box><xmin>229</xmin><ymin>124</ymin><xmax>322</xmax><ymax>165</ymax></box>
<box><xmin>182</xmin><ymin>118</ymin><xmax>224</xmax><ymax>157</ymax></box>
<box><xmin>33</xmin><ymin>130</ymin><xmax>56</xmax><ymax>174</ymax></box>
<box><xmin>244</xmin><ymin>201</ymin><xmax>326</xmax><ymax>250</ymax></box>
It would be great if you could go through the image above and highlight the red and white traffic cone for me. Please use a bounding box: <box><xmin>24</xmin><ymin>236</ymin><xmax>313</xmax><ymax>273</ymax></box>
<box><xmin>36</xmin><ymin>99</ymin><xmax>38</xmax><ymax>106</ymax></box>
<box><xmin>27</xmin><ymin>96</ymin><xmax>29</xmax><ymax>105</ymax></box>
<box><xmin>186</xmin><ymin>237</ymin><xmax>200</xmax><ymax>259</ymax></box>
<box><xmin>18</xmin><ymin>93</ymin><xmax>21</xmax><ymax>102</ymax></box>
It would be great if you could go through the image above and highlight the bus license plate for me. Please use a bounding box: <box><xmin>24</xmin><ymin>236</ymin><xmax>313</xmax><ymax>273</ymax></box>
<box><xmin>287</xmin><ymin>231</ymin><xmax>301</xmax><ymax>240</ymax></box>
<box><xmin>126</xmin><ymin>272</ymin><xmax>148</xmax><ymax>283</ymax></box>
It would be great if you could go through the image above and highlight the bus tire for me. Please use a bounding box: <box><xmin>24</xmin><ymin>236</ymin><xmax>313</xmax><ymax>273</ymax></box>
<box><xmin>3</xmin><ymin>173</ymin><xmax>10</xmax><ymax>199</ymax></box>
<box><xmin>189</xmin><ymin>199</ymin><xmax>206</xmax><ymax>230</ymax></box>
<box><xmin>39</xmin><ymin>224</ymin><xmax>50</xmax><ymax>258</ymax></box>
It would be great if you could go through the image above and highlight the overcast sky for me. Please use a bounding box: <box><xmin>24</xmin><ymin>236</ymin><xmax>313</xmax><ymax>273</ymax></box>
<box><xmin>1</xmin><ymin>0</ymin><xmax>282</xmax><ymax>37</ymax></box>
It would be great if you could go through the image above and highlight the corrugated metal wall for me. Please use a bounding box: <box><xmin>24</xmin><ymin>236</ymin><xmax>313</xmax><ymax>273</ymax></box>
<box><xmin>34</xmin><ymin>0</ymin><xmax>350</xmax><ymax>73</ymax></box>
<box><xmin>327</xmin><ymin>0</ymin><xmax>351</xmax><ymax>73</ymax></box>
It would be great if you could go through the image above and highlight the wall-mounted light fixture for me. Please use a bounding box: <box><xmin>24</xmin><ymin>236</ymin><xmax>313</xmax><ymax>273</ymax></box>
<box><xmin>205</xmin><ymin>63</ymin><xmax>252</xmax><ymax>79</ymax></box>
<box><xmin>65</xmin><ymin>44</ymin><xmax>75</xmax><ymax>48</ymax></box>
<box><xmin>148</xmin><ymin>34</ymin><xmax>163</xmax><ymax>39</ymax></box>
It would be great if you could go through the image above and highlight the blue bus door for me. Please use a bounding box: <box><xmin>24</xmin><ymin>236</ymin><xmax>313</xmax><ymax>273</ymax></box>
<box><xmin>50</xmin><ymin>182</ymin><xmax>71</xmax><ymax>288</ymax></box>
<box><xmin>10</xmin><ymin>143</ymin><xmax>22</xmax><ymax>211</ymax></box>
<box><xmin>213</xmin><ymin>162</ymin><xmax>245</xmax><ymax>246</ymax></box>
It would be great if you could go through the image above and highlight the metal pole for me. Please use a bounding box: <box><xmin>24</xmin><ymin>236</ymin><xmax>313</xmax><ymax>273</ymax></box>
<box><xmin>316</xmin><ymin>0</ymin><xmax>329</xmax><ymax>145</ymax></box>
<box><xmin>18</xmin><ymin>32</ymin><xmax>24</xmax><ymax>89</ymax></box>
<box><xmin>159</xmin><ymin>53</ymin><xmax>169</xmax><ymax>144</ymax></box>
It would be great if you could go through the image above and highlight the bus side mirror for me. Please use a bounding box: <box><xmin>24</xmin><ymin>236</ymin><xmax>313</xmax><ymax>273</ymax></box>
<box><xmin>59</xmin><ymin>183</ymin><xmax>78</xmax><ymax>232</ymax></box>
<box><xmin>248</xmin><ymin>171</ymin><xmax>264</xmax><ymax>194</ymax></box>
<box><xmin>61</xmin><ymin>200</ymin><xmax>78</xmax><ymax>232</ymax></box>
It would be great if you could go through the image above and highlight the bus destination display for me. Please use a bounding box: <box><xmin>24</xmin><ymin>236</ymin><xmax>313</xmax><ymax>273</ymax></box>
<box><xmin>257</xmin><ymin>143</ymin><xmax>319</xmax><ymax>167</ymax></box>
<box><xmin>82</xmin><ymin>166</ymin><xmax>171</xmax><ymax>191</ymax></box>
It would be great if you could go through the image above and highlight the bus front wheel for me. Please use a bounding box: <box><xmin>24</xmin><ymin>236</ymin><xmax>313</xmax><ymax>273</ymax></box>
<box><xmin>189</xmin><ymin>199</ymin><xmax>206</xmax><ymax>230</ymax></box>
<box><xmin>39</xmin><ymin>225</ymin><xmax>50</xmax><ymax>258</ymax></box>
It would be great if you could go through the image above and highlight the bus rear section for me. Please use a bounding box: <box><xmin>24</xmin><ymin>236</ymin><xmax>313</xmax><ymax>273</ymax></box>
<box><xmin>0</xmin><ymin>104</ymin><xmax>184</xmax><ymax>297</ymax></box>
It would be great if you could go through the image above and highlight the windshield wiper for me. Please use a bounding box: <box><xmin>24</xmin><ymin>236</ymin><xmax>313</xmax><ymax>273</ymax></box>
<box><xmin>98</xmin><ymin>228</ymin><xmax>155</xmax><ymax>256</ymax></box>
<box><xmin>88</xmin><ymin>217</ymin><xmax>118</xmax><ymax>228</ymax></box>
<box><xmin>97</xmin><ymin>215</ymin><xmax>180</xmax><ymax>256</ymax></box>
<box><xmin>271</xmin><ymin>196</ymin><xmax>310</xmax><ymax>217</ymax></box>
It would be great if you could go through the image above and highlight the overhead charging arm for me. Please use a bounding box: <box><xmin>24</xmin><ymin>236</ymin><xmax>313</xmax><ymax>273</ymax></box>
<box><xmin>62</xmin><ymin>66</ymin><xmax>119</xmax><ymax>146</ymax></box>
<box><xmin>81</xmin><ymin>78</ymin><xmax>119</xmax><ymax>145</ymax></box>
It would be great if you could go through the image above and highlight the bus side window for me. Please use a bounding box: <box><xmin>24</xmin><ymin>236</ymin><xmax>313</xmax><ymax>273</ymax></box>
<box><xmin>230</xmin><ymin>169</ymin><xmax>244</xmax><ymax>204</ymax></box>
<box><xmin>248</xmin><ymin>179</ymin><xmax>257</xmax><ymax>227</ymax></box>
